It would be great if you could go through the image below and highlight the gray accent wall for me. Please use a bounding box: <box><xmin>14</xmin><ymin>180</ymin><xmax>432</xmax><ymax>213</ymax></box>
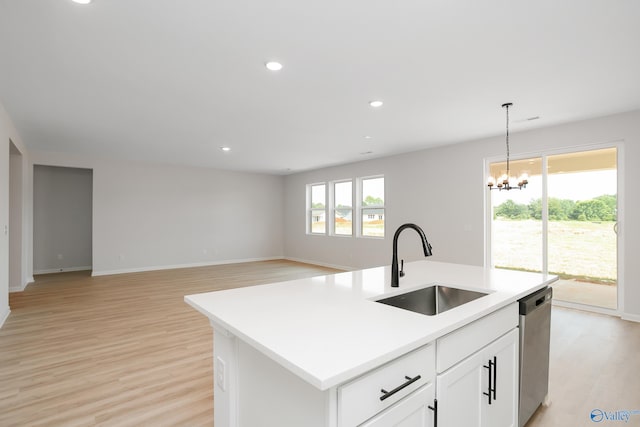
<box><xmin>33</xmin><ymin>165</ymin><xmax>93</xmax><ymax>273</ymax></box>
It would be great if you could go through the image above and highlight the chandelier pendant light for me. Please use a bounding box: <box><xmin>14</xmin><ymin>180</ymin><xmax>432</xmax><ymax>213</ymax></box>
<box><xmin>487</xmin><ymin>102</ymin><xmax>528</xmax><ymax>191</ymax></box>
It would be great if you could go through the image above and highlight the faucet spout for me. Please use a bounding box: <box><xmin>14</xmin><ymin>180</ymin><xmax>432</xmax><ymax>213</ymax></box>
<box><xmin>391</xmin><ymin>223</ymin><xmax>433</xmax><ymax>287</ymax></box>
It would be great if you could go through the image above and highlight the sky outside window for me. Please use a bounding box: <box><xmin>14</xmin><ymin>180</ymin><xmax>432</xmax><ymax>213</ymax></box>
<box><xmin>362</xmin><ymin>177</ymin><xmax>384</xmax><ymax>204</ymax></box>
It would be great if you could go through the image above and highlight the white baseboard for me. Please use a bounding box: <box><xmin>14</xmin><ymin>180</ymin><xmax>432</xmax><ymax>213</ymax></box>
<box><xmin>552</xmin><ymin>300</ymin><xmax>619</xmax><ymax>317</ymax></box>
<box><xmin>91</xmin><ymin>257</ymin><xmax>284</xmax><ymax>277</ymax></box>
<box><xmin>552</xmin><ymin>300</ymin><xmax>640</xmax><ymax>323</ymax></box>
<box><xmin>0</xmin><ymin>307</ymin><xmax>10</xmax><ymax>329</ymax></box>
<box><xmin>283</xmin><ymin>257</ymin><xmax>352</xmax><ymax>272</ymax></box>
<box><xmin>34</xmin><ymin>266</ymin><xmax>92</xmax><ymax>275</ymax></box>
<box><xmin>9</xmin><ymin>282</ymin><xmax>27</xmax><ymax>292</ymax></box>
<box><xmin>621</xmin><ymin>313</ymin><xmax>640</xmax><ymax>323</ymax></box>
<box><xmin>9</xmin><ymin>276</ymin><xmax>35</xmax><ymax>293</ymax></box>
<box><xmin>24</xmin><ymin>257</ymin><xmax>351</xmax><ymax>279</ymax></box>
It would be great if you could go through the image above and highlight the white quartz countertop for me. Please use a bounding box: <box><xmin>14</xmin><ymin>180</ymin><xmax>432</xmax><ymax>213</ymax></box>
<box><xmin>185</xmin><ymin>260</ymin><xmax>557</xmax><ymax>391</ymax></box>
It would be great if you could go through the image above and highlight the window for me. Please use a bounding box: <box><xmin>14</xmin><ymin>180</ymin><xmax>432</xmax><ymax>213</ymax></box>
<box><xmin>306</xmin><ymin>175</ymin><xmax>385</xmax><ymax>238</ymax></box>
<box><xmin>309</xmin><ymin>184</ymin><xmax>326</xmax><ymax>234</ymax></box>
<box><xmin>360</xmin><ymin>176</ymin><xmax>385</xmax><ymax>237</ymax></box>
<box><xmin>333</xmin><ymin>180</ymin><xmax>353</xmax><ymax>236</ymax></box>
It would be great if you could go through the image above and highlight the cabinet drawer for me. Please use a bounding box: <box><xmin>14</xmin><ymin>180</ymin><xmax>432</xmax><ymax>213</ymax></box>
<box><xmin>436</xmin><ymin>302</ymin><xmax>518</xmax><ymax>373</ymax></box>
<box><xmin>338</xmin><ymin>344</ymin><xmax>435</xmax><ymax>427</ymax></box>
<box><xmin>360</xmin><ymin>383</ymin><xmax>434</xmax><ymax>427</ymax></box>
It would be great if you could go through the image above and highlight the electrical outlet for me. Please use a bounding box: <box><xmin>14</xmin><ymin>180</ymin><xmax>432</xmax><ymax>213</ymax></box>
<box><xmin>216</xmin><ymin>356</ymin><xmax>226</xmax><ymax>391</ymax></box>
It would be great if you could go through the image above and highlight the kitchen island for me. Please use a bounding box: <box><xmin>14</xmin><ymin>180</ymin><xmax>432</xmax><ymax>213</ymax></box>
<box><xmin>185</xmin><ymin>260</ymin><xmax>557</xmax><ymax>427</ymax></box>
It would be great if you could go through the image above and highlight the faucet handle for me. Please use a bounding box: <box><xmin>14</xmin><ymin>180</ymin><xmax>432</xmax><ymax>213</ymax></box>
<box><xmin>399</xmin><ymin>259</ymin><xmax>405</xmax><ymax>277</ymax></box>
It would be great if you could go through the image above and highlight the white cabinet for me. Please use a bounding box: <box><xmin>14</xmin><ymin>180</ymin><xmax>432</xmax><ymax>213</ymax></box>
<box><xmin>436</xmin><ymin>329</ymin><xmax>518</xmax><ymax>427</ymax></box>
<box><xmin>436</xmin><ymin>349</ymin><xmax>484</xmax><ymax>427</ymax></box>
<box><xmin>484</xmin><ymin>329</ymin><xmax>518</xmax><ymax>427</ymax></box>
<box><xmin>338</xmin><ymin>304</ymin><xmax>519</xmax><ymax>427</ymax></box>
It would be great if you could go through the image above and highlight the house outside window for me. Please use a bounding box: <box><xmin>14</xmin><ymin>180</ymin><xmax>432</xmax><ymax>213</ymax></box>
<box><xmin>360</xmin><ymin>176</ymin><xmax>385</xmax><ymax>237</ymax></box>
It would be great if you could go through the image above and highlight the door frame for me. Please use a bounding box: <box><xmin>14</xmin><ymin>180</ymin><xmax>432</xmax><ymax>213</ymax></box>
<box><xmin>8</xmin><ymin>140</ymin><xmax>25</xmax><ymax>292</ymax></box>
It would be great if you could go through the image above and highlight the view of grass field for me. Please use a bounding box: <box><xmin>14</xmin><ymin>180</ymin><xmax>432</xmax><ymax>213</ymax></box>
<box><xmin>311</xmin><ymin>222</ymin><xmax>325</xmax><ymax>234</ymax></box>
<box><xmin>493</xmin><ymin>219</ymin><xmax>616</xmax><ymax>283</ymax></box>
<box><xmin>335</xmin><ymin>217</ymin><xmax>352</xmax><ymax>235</ymax></box>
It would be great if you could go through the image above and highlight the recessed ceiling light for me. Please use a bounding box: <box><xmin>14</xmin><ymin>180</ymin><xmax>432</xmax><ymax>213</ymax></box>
<box><xmin>364</xmin><ymin>136</ymin><xmax>373</xmax><ymax>140</ymax></box>
<box><xmin>220</xmin><ymin>146</ymin><xmax>231</xmax><ymax>152</ymax></box>
<box><xmin>265</xmin><ymin>61</ymin><xmax>283</xmax><ymax>71</ymax></box>
<box><xmin>369</xmin><ymin>100</ymin><xmax>383</xmax><ymax>108</ymax></box>
<box><xmin>71</xmin><ymin>0</ymin><xmax>92</xmax><ymax>4</ymax></box>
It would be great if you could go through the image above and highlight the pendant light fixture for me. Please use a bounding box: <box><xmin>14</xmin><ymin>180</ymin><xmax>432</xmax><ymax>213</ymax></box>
<box><xmin>487</xmin><ymin>102</ymin><xmax>528</xmax><ymax>191</ymax></box>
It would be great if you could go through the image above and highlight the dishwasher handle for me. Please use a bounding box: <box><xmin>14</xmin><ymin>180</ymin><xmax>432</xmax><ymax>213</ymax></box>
<box><xmin>519</xmin><ymin>286</ymin><xmax>553</xmax><ymax>315</ymax></box>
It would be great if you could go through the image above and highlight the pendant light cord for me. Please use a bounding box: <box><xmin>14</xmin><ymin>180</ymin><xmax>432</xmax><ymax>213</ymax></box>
<box><xmin>503</xmin><ymin>102</ymin><xmax>512</xmax><ymax>176</ymax></box>
<box><xmin>488</xmin><ymin>102</ymin><xmax>526</xmax><ymax>191</ymax></box>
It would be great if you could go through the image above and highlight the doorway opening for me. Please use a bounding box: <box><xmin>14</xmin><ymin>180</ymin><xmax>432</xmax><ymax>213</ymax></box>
<box><xmin>33</xmin><ymin>165</ymin><xmax>93</xmax><ymax>275</ymax></box>
<box><xmin>488</xmin><ymin>147</ymin><xmax>618</xmax><ymax>311</ymax></box>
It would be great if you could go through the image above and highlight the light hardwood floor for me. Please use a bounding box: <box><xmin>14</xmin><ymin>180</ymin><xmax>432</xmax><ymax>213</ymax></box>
<box><xmin>0</xmin><ymin>260</ymin><xmax>338</xmax><ymax>427</ymax></box>
<box><xmin>1</xmin><ymin>260</ymin><xmax>639</xmax><ymax>426</ymax></box>
<box><xmin>525</xmin><ymin>307</ymin><xmax>640</xmax><ymax>427</ymax></box>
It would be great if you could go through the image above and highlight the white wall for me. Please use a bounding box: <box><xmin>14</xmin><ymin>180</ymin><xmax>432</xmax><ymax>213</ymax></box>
<box><xmin>30</xmin><ymin>150</ymin><xmax>285</xmax><ymax>275</ymax></box>
<box><xmin>283</xmin><ymin>110</ymin><xmax>640</xmax><ymax>318</ymax></box>
<box><xmin>0</xmin><ymin>100</ymin><xmax>31</xmax><ymax>327</ymax></box>
<box><xmin>33</xmin><ymin>165</ymin><xmax>93</xmax><ymax>274</ymax></box>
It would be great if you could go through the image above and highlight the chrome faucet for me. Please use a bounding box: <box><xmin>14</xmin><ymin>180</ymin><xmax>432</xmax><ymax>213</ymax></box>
<box><xmin>391</xmin><ymin>223</ymin><xmax>433</xmax><ymax>287</ymax></box>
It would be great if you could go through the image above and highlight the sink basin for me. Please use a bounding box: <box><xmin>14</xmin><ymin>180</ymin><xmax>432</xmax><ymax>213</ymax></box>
<box><xmin>376</xmin><ymin>285</ymin><xmax>488</xmax><ymax>316</ymax></box>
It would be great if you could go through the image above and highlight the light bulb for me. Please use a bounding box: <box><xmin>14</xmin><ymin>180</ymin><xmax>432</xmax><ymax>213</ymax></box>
<box><xmin>265</xmin><ymin>61</ymin><xmax>283</xmax><ymax>71</ymax></box>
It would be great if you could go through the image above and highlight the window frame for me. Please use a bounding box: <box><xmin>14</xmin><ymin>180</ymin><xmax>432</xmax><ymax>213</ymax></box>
<box><xmin>331</xmin><ymin>179</ymin><xmax>354</xmax><ymax>237</ymax></box>
<box><xmin>306</xmin><ymin>175</ymin><xmax>385</xmax><ymax>239</ymax></box>
<box><xmin>307</xmin><ymin>183</ymin><xmax>327</xmax><ymax>235</ymax></box>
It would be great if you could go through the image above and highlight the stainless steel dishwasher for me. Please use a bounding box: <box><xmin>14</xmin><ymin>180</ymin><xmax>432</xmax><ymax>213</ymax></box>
<box><xmin>519</xmin><ymin>286</ymin><xmax>552</xmax><ymax>427</ymax></box>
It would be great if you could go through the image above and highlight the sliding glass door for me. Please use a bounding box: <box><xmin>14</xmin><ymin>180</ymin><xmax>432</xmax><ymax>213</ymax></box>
<box><xmin>489</xmin><ymin>147</ymin><xmax>618</xmax><ymax>310</ymax></box>
<box><xmin>490</xmin><ymin>157</ymin><xmax>543</xmax><ymax>274</ymax></box>
<box><xmin>546</xmin><ymin>148</ymin><xmax>617</xmax><ymax>309</ymax></box>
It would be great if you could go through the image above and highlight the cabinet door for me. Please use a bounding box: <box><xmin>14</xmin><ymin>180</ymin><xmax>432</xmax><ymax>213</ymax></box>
<box><xmin>362</xmin><ymin>383</ymin><xmax>436</xmax><ymax>427</ymax></box>
<box><xmin>481</xmin><ymin>329</ymin><xmax>518</xmax><ymax>427</ymax></box>
<box><xmin>436</xmin><ymin>351</ymin><xmax>484</xmax><ymax>427</ymax></box>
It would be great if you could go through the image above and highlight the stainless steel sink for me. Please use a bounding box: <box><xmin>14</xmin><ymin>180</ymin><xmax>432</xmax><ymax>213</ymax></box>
<box><xmin>376</xmin><ymin>285</ymin><xmax>488</xmax><ymax>316</ymax></box>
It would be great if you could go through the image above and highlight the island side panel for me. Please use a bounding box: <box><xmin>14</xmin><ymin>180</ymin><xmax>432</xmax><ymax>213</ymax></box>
<box><xmin>213</xmin><ymin>326</ymin><xmax>240</xmax><ymax>426</ymax></box>
<box><xmin>237</xmin><ymin>339</ymin><xmax>336</xmax><ymax>427</ymax></box>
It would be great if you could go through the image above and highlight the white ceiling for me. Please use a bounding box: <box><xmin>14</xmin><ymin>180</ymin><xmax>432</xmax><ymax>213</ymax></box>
<box><xmin>1</xmin><ymin>0</ymin><xmax>639</xmax><ymax>175</ymax></box>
